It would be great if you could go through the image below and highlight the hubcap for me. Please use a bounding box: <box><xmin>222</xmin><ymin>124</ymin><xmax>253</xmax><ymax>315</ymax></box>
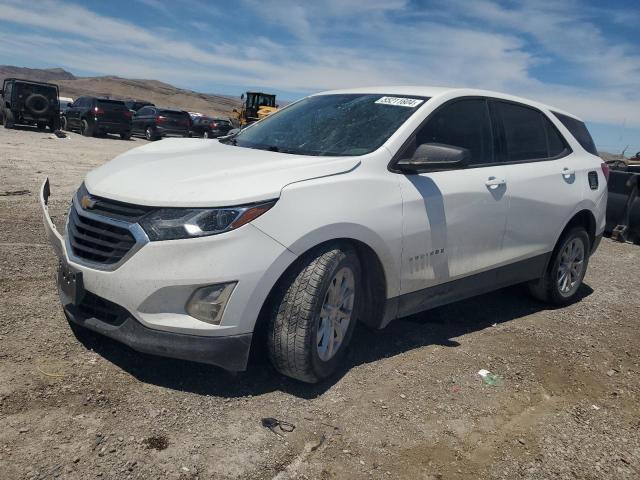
<box><xmin>557</xmin><ymin>238</ymin><xmax>585</xmax><ymax>296</ymax></box>
<box><xmin>317</xmin><ymin>267</ymin><xmax>355</xmax><ymax>361</ymax></box>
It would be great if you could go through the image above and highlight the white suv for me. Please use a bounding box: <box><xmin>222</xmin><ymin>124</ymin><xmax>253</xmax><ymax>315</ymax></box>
<box><xmin>41</xmin><ymin>87</ymin><xmax>608</xmax><ymax>383</ymax></box>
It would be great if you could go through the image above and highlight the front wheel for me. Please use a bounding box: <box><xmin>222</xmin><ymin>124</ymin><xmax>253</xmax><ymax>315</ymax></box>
<box><xmin>3</xmin><ymin>109</ymin><xmax>14</xmax><ymax>128</ymax></box>
<box><xmin>267</xmin><ymin>244</ymin><xmax>361</xmax><ymax>383</ymax></box>
<box><xmin>528</xmin><ymin>227</ymin><xmax>590</xmax><ymax>305</ymax></box>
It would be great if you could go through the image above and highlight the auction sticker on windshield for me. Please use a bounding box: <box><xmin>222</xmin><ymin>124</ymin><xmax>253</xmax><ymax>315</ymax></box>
<box><xmin>375</xmin><ymin>96</ymin><xmax>424</xmax><ymax>107</ymax></box>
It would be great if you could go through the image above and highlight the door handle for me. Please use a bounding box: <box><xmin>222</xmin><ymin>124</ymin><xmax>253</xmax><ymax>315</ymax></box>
<box><xmin>485</xmin><ymin>177</ymin><xmax>506</xmax><ymax>187</ymax></box>
<box><xmin>562</xmin><ymin>168</ymin><xmax>575</xmax><ymax>176</ymax></box>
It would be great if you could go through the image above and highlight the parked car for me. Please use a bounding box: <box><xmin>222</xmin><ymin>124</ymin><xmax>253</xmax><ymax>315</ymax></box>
<box><xmin>190</xmin><ymin>116</ymin><xmax>233</xmax><ymax>138</ymax></box>
<box><xmin>124</xmin><ymin>100</ymin><xmax>154</xmax><ymax>112</ymax></box>
<box><xmin>41</xmin><ymin>87</ymin><xmax>607</xmax><ymax>383</ymax></box>
<box><xmin>131</xmin><ymin>106</ymin><xmax>190</xmax><ymax>141</ymax></box>
<box><xmin>0</xmin><ymin>78</ymin><xmax>60</xmax><ymax>130</ymax></box>
<box><xmin>63</xmin><ymin>97</ymin><xmax>132</xmax><ymax>139</ymax></box>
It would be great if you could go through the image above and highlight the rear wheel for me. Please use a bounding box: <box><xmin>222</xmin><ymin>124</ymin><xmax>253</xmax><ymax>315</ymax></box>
<box><xmin>145</xmin><ymin>126</ymin><xmax>156</xmax><ymax>141</ymax></box>
<box><xmin>120</xmin><ymin>131</ymin><xmax>131</xmax><ymax>140</ymax></box>
<box><xmin>80</xmin><ymin>119</ymin><xmax>93</xmax><ymax>137</ymax></box>
<box><xmin>267</xmin><ymin>244</ymin><xmax>361</xmax><ymax>383</ymax></box>
<box><xmin>528</xmin><ymin>227</ymin><xmax>590</xmax><ymax>305</ymax></box>
<box><xmin>36</xmin><ymin>121</ymin><xmax>47</xmax><ymax>130</ymax></box>
<box><xmin>61</xmin><ymin>116</ymin><xmax>68</xmax><ymax>131</ymax></box>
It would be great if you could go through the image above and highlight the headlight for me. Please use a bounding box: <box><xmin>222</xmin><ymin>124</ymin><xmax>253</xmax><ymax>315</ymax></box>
<box><xmin>139</xmin><ymin>201</ymin><xmax>276</xmax><ymax>241</ymax></box>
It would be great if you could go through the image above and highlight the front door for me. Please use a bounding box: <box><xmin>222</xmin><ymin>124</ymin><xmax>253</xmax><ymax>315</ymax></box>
<box><xmin>396</xmin><ymin>98</ymin><xmax>509</xmax><ymax>315</ymax></box>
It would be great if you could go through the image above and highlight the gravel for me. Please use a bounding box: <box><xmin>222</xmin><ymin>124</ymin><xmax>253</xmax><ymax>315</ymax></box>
<box><xmin>1</xmin><ymin>126</ymin><xmax>639</xmax><ymax>479</ymax></box>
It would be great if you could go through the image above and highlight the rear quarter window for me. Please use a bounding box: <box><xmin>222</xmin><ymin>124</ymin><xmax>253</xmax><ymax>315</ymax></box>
<box><xmin>552</xmin><ymin>111</ymin><xmax>598</xmax><ymax>155</ymax></box>
<box><xmin>494</xmin><ymin>101</ymin><xmax>569</xmax><ymax>162</ymax></box>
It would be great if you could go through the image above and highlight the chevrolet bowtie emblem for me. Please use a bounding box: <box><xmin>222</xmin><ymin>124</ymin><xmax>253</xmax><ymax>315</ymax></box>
<box><xmin>81</xmin><ymin>195</ymin><xmax>97</xmax><ymax>210</ymax></box>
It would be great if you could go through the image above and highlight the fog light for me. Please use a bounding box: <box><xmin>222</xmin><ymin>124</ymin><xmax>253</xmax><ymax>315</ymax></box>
<box><xmin>186</xmin><ymin>282</ymin><xmax>236</xmax><ymax>324</ymax></box>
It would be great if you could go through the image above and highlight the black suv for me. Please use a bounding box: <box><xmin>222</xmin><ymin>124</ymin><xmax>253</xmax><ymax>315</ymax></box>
<box><xmin>63</xmin><ymin>96</ymin><xmax>132</xmax><ymax>139</ymax></box>
<box><xmin>0</xmin><ymin>78</ymin><xmax>60</xmax><ymax>130</ymax></box>
<box><xmin>132</xmin><ymin>106</ymin><xmax>190</xmax><ymax>140</ymax></box>
<box><xmin>190</xmin><ymin>116</ymin><xmax>233</xmax><ymax>138</ymax></box>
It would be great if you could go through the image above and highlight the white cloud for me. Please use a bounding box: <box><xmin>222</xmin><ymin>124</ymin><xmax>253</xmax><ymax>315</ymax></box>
<box><xmin>0</xmin><ymin>0</ymin><xmax>638</xmax><ymax>127</ymax></box>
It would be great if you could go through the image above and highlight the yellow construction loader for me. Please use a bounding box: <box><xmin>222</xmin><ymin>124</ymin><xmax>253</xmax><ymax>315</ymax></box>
<box><xmin>234</xmin><ymin>91</ymin><xmax>278</xmax><ymax>126</ymax></box>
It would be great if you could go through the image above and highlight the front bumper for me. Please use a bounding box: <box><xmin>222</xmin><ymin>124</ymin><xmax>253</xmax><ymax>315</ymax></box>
<box><xmin>63</xmin><ymin>299</ymin><xmax>252</xmax><ymax>370</ymax></box>
<box><xmin>40</xmin><ymin>179</ymin><xmax>296</xmax><ymax>370</ymax></box>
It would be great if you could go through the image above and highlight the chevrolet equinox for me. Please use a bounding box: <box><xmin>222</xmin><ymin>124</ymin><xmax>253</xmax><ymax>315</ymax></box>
<box><xmin>41</xmin><ymin>87</ymin><xmax>608</xmax><ymax>383</ymax></box>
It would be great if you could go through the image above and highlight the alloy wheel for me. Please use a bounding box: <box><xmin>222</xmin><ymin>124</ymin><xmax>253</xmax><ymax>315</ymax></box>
<box><xmin>557</xmin><ymin>238</ymin><xmax>585</xmax><ymax>296</ymax></box>
<box><xmin>317</xmin><ymin>267</ymin><xmax>355</xmax><ymax>361</ymax></box>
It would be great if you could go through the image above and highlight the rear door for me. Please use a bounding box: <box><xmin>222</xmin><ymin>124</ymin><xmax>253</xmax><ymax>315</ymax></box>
<box><xmin>492</xmin><ymin>99</ymin><xmax>581</xmax><ymax>262</ymax></box>
<box><xmin>67</xmin><ymin>97</ymin><xmax>84</xmax><ymax>127</ymax></box>
<box><xmin>397</xmin><ymin>97</ymin><xmax>509</xmax><ymax>314</ymax></box>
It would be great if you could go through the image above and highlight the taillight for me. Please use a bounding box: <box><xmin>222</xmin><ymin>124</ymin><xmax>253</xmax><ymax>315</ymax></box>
<box><xmin>156</xmin><ymin>115</ymin><xmax>166</xmax><ymax>123</ymax></box>
<box><xmin>123</xmin><ymin>110</ymin><xmax>132</xmax><ymax>118</ymax></box>
<box><xmin>210</xmin><ymin>122</ymin><xmax>218</xmax><ymax>128</ymax></box>
<box><xmin>600</xmin><ymin>162</ymin><xmax>610</xmax><ymax>181</ymax></box>
<box><xmin>94</xmin><ymin>107</ymin><xmax>104</xmax><ymax>116</ymax></box>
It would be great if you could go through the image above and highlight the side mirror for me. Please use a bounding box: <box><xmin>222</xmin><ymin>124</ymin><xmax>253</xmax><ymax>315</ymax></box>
<box><xmin>67</xmin><ymin>102</ymin><xmax>73</xmax><ymax>107</ymax></box>
<box><xmin>0</xmin><ymin>89</ymin><xmax>4</xmax><ymax>96</ymax></box>
<box><xmin>240</xmin><ymin>94</ymin><xmax>245</xmax><ymax>100</ymax></box>
<box><xmin>396</xmin><ymin>143</ymin><xmax>470</xmax><ymax>173</ymax></box>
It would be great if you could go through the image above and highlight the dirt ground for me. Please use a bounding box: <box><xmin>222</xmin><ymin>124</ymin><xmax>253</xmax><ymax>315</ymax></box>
<box><xmin>1</xmin><ymin>126</ymin><xmax>639</xmax><ymax>480</ymax></box>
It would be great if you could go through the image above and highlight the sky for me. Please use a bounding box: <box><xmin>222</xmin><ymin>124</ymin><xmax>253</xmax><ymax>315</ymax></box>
<box><xmin>0</xmin><ymin>0</ymin><xmax>639</xmax><ymax>154</ymax></box>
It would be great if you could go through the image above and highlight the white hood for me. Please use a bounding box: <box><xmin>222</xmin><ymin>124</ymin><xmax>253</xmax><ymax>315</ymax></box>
<box><xmin>85</xmin><ymin>139</ymin><xmax>361</xmax><ymax>207</ymax></box>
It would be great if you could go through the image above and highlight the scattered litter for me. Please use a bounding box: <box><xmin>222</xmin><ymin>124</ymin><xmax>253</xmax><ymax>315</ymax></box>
<box><xmin>478</xmin><ymin>369</ymin><xmax>503</xmax><ymax>386</ymax></box>
<box><xmin>48</xmin><ymin>130</ymin><xmax>69</xmax><ymax>139</ymax></box>
<box><xmin>592</xmin><ymin>404</ymin><xmax>601</xmax><ymax>410</ymax></box>
<box><xmin>143</xmin><ymin>435</ymin><xmax>168</xmax><ymax>450</ymax></box>
<box><xmin>0</xmin><ymin>189</ymin><xmax>30</xmax><ymax>197</ymax></box>
<box><xmin>261</xmin><ymin>417</ymin><xmax>295</xmax><ymax>436</ymax></box>
<box><xmin>36</xmin><ymin>367</ymin><xmax>66</xmax><ymax>378</ymax></box>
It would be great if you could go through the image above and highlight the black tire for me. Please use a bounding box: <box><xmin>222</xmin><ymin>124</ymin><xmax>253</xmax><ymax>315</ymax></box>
<box><xmin>80</xmin><ymin>119</ymin><xmax>93</xmax><ymax>137</ymax></box>
<box><xmin>36</xmin><ymin>121</ymin><xmax>47</xmax><ymax>130</ymax></box>
<box><xmin>267</xmin><ymin>243</ymin><xmax>361</xmax><ymax>383</ymax></box>
<box><xmin>145</xmin><ymin>126</ymin><xmax>156</xmax><ymax>141</ymax></box>
<box><xmin>60</xmin><ymin>116</ymin><xmax>68</xmax><ymax>131</ymax></box>
<box><xmin>3</xmin><ymin>109</ymin><xmax>14</xmax><ymax>129</ymax></box>
<box><xmin>528</xmin><ymin>227</ymin><xmax>590</xmax><ymax>305</ymax></box>
<box><xmin>120</xmin><ymin>131</ymin><xmax>131</xmax><ymax>140</ymax></box>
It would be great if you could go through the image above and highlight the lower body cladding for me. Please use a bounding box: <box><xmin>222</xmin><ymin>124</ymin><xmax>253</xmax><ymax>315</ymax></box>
<box><xmin>156</xmin><ymin>127</ymin><xmax>188</xmax><ymax>137</ymax></box>
<box><xmin>94</xmin><ymin>121</ymin><xmax>130</xmax><ymax>135</ymax></box>
<box><xmin>40</xmin><ymin>180</ymin><xmax>297</xmax><ymax>371</ymax></box>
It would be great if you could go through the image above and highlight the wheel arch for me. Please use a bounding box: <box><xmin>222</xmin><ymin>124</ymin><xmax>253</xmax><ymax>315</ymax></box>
<box><xmin>555</xmin><ymin>208</ymin><xmax>597</xmax><ymax>254</ymax></box>
<box><xmin>255</xmin><ymin>236</ymin><xmax>391</xmax><ymax>344</ymax></box>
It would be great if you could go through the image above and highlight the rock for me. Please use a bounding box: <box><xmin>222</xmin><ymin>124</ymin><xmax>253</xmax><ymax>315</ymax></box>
<box><xmin>18</xmin><ymin>427</ymin><xmax>29</xmax><ymax>433</ymax></box>
<box><xmin>607</xmin><ymin>369</ymin><xmax>616</xmax><ymax>377</ymax></box>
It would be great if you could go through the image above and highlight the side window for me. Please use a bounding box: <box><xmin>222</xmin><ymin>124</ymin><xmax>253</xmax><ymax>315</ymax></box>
<box><xmin>137</xmin><ymin>107</ymin><xmax>150</xmax><ymax>115</ymax></box>
<box><xmin>552</xmin><ymin>111</ymin><xmax>597</xmax><ymax>155</ymax></box>
<box><xmin>545</xmin><ymin>117</ymin><xmax>567</xmax><ymax>157</ymax></box>
<box><xmin>410</xmin><ymin>98</ymin><xmax>493</xmax><ymax>164</ymax></box>
<box><xmin>494</xmin><ymin>101</ymin><xmax>548</xmax><ymax>162</ymax></box>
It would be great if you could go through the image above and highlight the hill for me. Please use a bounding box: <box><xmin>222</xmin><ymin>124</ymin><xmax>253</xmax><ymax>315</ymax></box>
<box><xmin>0</xmin><ymin>66</ymin><xmax>241</xmax><ymax>118</ymax></box>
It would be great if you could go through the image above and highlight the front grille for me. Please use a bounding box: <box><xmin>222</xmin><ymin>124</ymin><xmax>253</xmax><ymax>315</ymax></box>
<box><xmin>68</xmin><ymin>206</ymin><xmax>137</xmax><ymax>265</ymax></box>
<box><xmin>77</xmin><ymin>184</ymin><xmax>152</xmax><ymax>222</ymax></box>
<box><xmin>75</xmin><ymin>291</ymin><xmax>129</xmax><ymax>326</ymax></box>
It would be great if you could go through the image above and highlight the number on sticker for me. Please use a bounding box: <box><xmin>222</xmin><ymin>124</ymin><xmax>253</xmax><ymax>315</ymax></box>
<box><xmin>375</xmin><ymin>97</ymin><xmax>424</xmax><ymax>108</ymax></box>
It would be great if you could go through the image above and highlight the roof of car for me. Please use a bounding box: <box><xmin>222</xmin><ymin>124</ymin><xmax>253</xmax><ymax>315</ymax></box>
<box><xmin>314</xmin><ymin>85</ymin><xmax>582</xmax><ymax>121</ymax></box>
<box><xmin>4</xmin><ymin>77</ymin><xmax>59</xmax><ymax>88</ymax></box>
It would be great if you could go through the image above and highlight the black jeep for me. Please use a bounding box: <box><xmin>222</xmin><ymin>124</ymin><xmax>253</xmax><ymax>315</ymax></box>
<box><xmin>0</xmin><ymin>78</ymin><xmax>60</xmax><ymax>130</ymax></box>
